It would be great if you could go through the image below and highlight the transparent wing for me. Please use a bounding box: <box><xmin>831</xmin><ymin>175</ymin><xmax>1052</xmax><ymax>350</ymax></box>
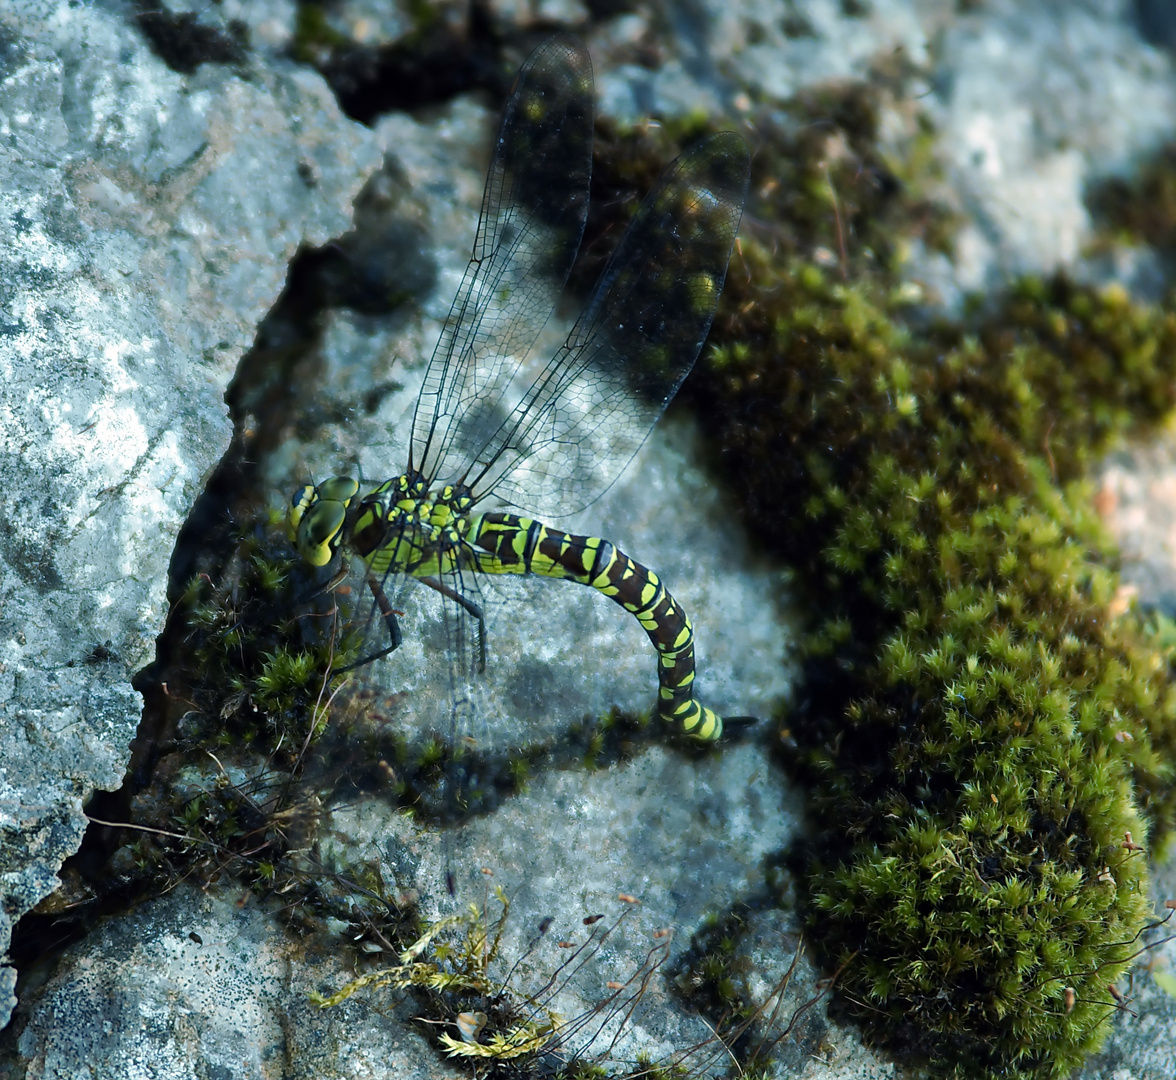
<box><xmin>410</xmin><ymin>34</ymin><xmax>595</xmax><ymax>484</ymax></box>
<box><xmin>461</xmin><ymin>131</ymin><xmax>751</xmax><ymax>517</ymax></box>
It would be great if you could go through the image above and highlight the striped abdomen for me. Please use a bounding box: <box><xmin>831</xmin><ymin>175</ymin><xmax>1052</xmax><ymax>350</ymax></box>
<box><xmin>469</xmin><ymin>512</ymin><xmax>721</xmax><ymax>741</ymax></box>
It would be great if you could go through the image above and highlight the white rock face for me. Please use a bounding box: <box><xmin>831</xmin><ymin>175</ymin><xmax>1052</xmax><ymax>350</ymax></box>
<box><xmin>13</xmin><ymin>885</ymin><xmax>457</xmax><ymax>1080</ymax></box>
<box><xmin>0</xmin><ymin>0</ymin><xmax>380</xmax><ymax>1028</ymax></box>
<box><xmin>927</xmin><ymin>0</ymin><xmax>1176</xmax><ymax>294</ymax></box>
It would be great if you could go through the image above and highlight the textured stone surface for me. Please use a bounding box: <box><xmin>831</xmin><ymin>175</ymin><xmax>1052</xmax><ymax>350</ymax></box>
<box><xmin>1075</xmin><ymin>850</ymin><xmax>1176</xmax><ymax>1080</ymax></box>
<box><xmin>8</xmin><ymin>743</ymin><xmax>801</xmax><ymax>1078</ymax></box>
<box><xmin>13</xmin><ymin>885</ymin><xmax>457</xmax><ymax>1080</ymax></box>
<box><xmin>926</xmin><ymin>0</ymin><xmax>1176</xmax><ymax>298</ymax></box>
<box><xmin>0</xmin><ymin>0</ymin><xmax>379</xmax><ymax>1027</ymax></box>
<box><xmin>597</xmin><ymin>0</ymin><xmax>1176</xmax><ymax>303</ymax></box>
<box><xmin>328</xmin><ymin>741</ymin><xmax>804</xmax><ymax>1063</ymax></box>
<box><xmin>1097</xmin><ymin>441</ymin><xmax>1176</xmax><ymax>614</ymax></box>
<box><xmin>5</xmin><ymin>0</ymin><xmax>1176</xmax><ymax>1077</ymax></box>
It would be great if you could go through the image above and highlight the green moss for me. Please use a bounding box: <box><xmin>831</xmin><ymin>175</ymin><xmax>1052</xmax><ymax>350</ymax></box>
<box><xmin>576</xmin><ymin>77</ymin><xmax>1176</xmax><ymax>1073</ymax></box>
<box><xmin>694</xmin><ymin>244</ymin><xmax>1176</xmax><ymax>1074</ymax></box>
<box><xmin>582</xmin><ymin>78</ymin><xmax>954</xmax><ymax>297</ymax></box>
<box><xmin>177</xmin><ymin>524</ymin><xmax>358</xmax><ymax>754</ymax></box>
<box><xmin>290</xmin><ymin>3</ymin><xmax>349</xmax><ymax>66</ymax></box>
<box><xmin>674</xmin><ymin>909</ymin><xmax>756</xmax><ymax>1025</ymax></box>
<box><xmin>1089</xmin><ymin>143</ymin><xmax>1176</xmax><ymax>252</ymax></box>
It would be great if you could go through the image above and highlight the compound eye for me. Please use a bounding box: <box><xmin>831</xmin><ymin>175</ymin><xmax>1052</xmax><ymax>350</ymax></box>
<box><xmin>287</xmin><ymin>484</ymin><xmax>317</xmax><ymax>540</ymax></box>
<box><xmin>319</xmin><ymin>476</ymin><xmax>360</xmax><ymax>503</ymax></box>
<box><xmin>298</xmin><ymin>501</ymin><xmax>347</xmax><ymax>566</ymax></box>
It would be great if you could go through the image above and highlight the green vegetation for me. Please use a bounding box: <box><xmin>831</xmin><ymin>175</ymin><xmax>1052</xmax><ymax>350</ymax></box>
<box><xmin>681</xmin><ymin>119</ymin><xmax>1176</xmax><ymax>1072</ymax></box>
<box><xmin>1089</xmin><ymin>142</ymin><xmax>1176</xmax><ymax>254</ymax></box>
<box><xmin>179</xmin><ymin>519</ymin><xmax>354</xmax><ymax>752</ymax></box>
<box><xmin>313</xmin><ymin>887</ymin><xmax>564</xmax><ymax>1060</ymax></box>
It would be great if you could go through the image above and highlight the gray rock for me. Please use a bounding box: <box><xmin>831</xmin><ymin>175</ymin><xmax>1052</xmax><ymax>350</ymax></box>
<box><xmin>1075</xmin><ymin>850</ymin><xmax>1176</xmax><ymax>1080</ymax></box>
<box><xmin>1096</xmin><ymin>441</ymin><xmax>1176</xmax><ymax>613</ymax></box>
<box><xmin>315</xmin><ymin>740</ymin><xmax>804</xmax><ymax>1071</ymax></box>
<box><xmin>4</xmin><ymin>10</ymin><xmax>797</xmax><ymax>1073</ymax></box>
<box><xmin>9</xmin><ymin>741</ymin><xmax>802</xmax><ymax>1078</ymax></box>
<box><xmin>734</xmin><ymin>907</ymin><xmax>897</xmax><ymax>1080</ymax></box>
<box><xmin>0</xmin><ymin>0</ymin><xmax>380</xmax><ymax>1027</ymax></box>
<box><xmin>926</xmin><ymin>0</ymin><xmax>1176</xmax><ymax>297</ymax></box>
<box><xmin>13</xmin><ymin>884</ymin><xmax>459</xmax><ymax>1080</ymax></box>
<box><xmin>160</xmin><ymin>0</ymin><xmax>298</xmax><ymax>59</ymax></box>
<box><xmin>8</xmin><ymin>0</ymin><xmax>1176</xmax><ymax>1078</ymax></box>
<box><xmin>590</xmin><ymin>0</ymin><xmax>1176</xmax><ymax>303</ymax></box>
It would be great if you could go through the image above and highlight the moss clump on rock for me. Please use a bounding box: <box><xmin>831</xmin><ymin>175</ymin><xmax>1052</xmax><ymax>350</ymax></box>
<box><xmin>580</xmin><ymin>71</ymin><xmax>953</xmax><ymax>294</ymax></box>
<box><xmin>693</xmin><ymin>244</ymin><xmax>1176</xmax><ymax>1075</ymax></box>
<box><xmin>575</xmin><ymin>70</ymin><xmax>1176</xmax><ymax>1074</ymax></box>
<box><xmin>1089</xmin><ymin>142</ymin><xmax>1176</xmax><ymax>254</ymax></box>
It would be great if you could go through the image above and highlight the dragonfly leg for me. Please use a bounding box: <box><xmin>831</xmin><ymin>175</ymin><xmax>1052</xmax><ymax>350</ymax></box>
<box><xmin>365</xmin><ymin>571</ymin><xmax>405</xmax><ymax>654</ymax></box>
<box><xmin>332</xmin><ymin>572</ymin><xmax>404</xmax><ymax>674</ymax></box>
<box><xmin>300</xmin><ymin>562</ymin><xmax>349</xmax><ymax>604</ymax></box>
<box><xmin>416</xmin><ymin>575</ymin><xmax>487</xmax><ymax>674</ymax></box>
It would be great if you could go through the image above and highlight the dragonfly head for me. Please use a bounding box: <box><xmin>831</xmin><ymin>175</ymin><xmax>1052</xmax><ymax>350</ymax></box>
<box><xmin>287</xmin><ymin>476</ymin><xmax>361</xmax><ymax>566</ymax></box>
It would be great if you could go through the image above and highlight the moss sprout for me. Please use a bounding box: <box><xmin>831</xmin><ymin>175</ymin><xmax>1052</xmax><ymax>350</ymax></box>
<box><xmin>313</xmin><ymin>888</ymin><xmax>668</xmax><ymax>1072</ymax></box>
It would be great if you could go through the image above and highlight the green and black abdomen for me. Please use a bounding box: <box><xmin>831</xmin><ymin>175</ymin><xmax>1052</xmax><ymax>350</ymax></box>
<box><xmin>470</xmin><ymin>512</ymin><xmax>722</xmax><ymax>741</ymax></box>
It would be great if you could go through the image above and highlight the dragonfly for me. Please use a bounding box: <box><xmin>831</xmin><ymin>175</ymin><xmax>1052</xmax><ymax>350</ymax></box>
<box><xmin>288</xmin><ymin>33</ymin><xmax>750</xmax><ymax>745</ymax></box>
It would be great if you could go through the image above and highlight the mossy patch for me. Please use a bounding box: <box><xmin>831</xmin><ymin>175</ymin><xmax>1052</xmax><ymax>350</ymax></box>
<box><xmin>576</xmin><ymin>71</ymin><xmax>954</xmax><ymax>298</ymax></box>
<box><xmin>692</xmin><ymin>223</ymin><xmax>1176</xmax><ymax>1074</ymax></box>
<box><xmin>1089</xmin><ymin>142</ymin><xmax>1176</xmax><ymax>255</ymax></box>
<box><xmin>569</xmin><ymin>74</ymin><xmax>1176</xmax><ymax>1077</ymax></box>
